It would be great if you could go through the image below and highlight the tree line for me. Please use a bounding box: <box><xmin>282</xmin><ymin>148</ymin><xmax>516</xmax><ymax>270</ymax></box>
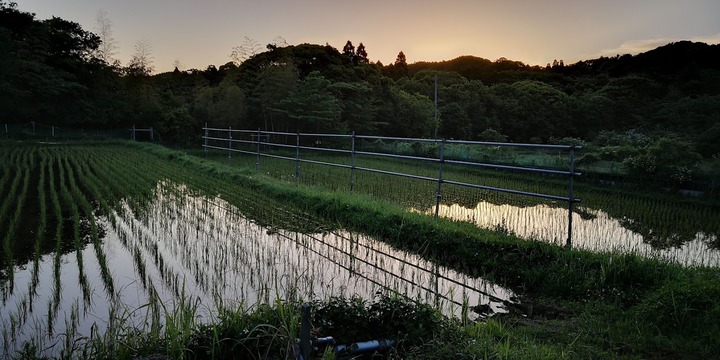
<box><xmin>2</xmin><ymin>2</ymin><xmax>720</xmax><ymax>185</ymax></box>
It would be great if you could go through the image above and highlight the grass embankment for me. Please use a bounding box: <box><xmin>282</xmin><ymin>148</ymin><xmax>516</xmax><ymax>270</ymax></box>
<box><xmin>133</xmin><ymin>142</ymin><xmax>720</xmax><ymax>358</ymax></box>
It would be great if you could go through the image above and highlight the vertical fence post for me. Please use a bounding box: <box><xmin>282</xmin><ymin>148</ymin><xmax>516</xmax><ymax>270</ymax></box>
<box><xmin>295</xmin><ymin>130</ymin><xmax>300</xmax><ymax>182</ymax></box>
<box><xmin>255</xmin><ymin>128</ymin><xmax>261</xmax><ymax>171</ymax></box>
<box><xmin>4</xmin><ymin>123</ymin><xmax>7</xmax><ymax>138</ymax></box>
<box><xmin>434</xmin><ymin>139</ymin><xmax>446</xmax><ymax>218</ymax></box>
<box><xmin>350</xmin><ymin>131</ymin><xmax>356</xmax><ymax>192</ymax></box>
<box><xmin>150</xmin><ymin>127</ymin><xmax>154</xmax><ymax>140</ymax></box>
<box><xmin>566</xmin><ymin>146</ymin><xmax>575</xmax><ymax>248</ymax></box>
<box><xmin>433</xmin><ymin>262</ymin><xmax>440</xmax><ymax>308</ymax></box>
<box><xmin>51</xmin><ymin>126</ymin><xmax>55</xmax><ymax>138</ymax></box>
<box><xmin>300</xmin><ymin>304</ymin><xmax>312</xmax><ymax>360</ymax></box>
<box><xmin>227</xmin><ymin>126</ymin><xmax>232</xmax><ymax>165</ymax></box>
<box><xmin>131</xmin><ymin>124</ymin><xmax>135</xmax><ymax>140</ymax></box>
<box><xmin>204</xmin><ymin>123</ymin><xmax>208</xmax><ymax>159</ymax></box>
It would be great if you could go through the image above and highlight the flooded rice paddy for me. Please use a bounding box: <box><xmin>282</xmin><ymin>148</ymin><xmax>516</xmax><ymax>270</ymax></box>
<box><xmin>430</xmin><ymin>202</ymin><xmax>720</xmax><ymax>267</ymax></box>
<box><xmin>1</xmin><ymin>181</ymin><xmax>513</xmax><ymax>357</ymax></box>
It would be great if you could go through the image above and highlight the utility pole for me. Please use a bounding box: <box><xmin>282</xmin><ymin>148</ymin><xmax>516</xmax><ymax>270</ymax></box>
<box><xmin>434</xmin><ymin>74</ymin><xmax>439</xmax><ymax>138</ymax></box>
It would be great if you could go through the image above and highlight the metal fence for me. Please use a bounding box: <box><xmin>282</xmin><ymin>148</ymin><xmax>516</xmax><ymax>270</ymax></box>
<box><xmin>3</xmin><ymin>122</ymin><xmax>155</xmax><ymax>141</ymax></box>
<box><xmin>202</xmin><ymin>126</ymin><xmax>582</xmax><ymax>247</ymax></box>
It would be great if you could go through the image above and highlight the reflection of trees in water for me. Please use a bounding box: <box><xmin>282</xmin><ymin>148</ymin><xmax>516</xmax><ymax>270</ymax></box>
<box><xmin>0</xmin><ymin>209</ymin><xmax>106</xmax><ymax>283</ymax></box>
<box><xmin>619</xmin><ymin>216</ymin><xmax>713</xmax><ymax>250</ymax></box>
<box><xmin>444</xmin><ymin>177</ymin><xmax>718</xmax><ymax>251</ymax></box>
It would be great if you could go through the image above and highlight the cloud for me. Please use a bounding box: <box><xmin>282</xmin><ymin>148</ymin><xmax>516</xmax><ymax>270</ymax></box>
<box><xmin>596</xmin><ymin>33</ymin><xmax>720</xmax><ymax>58</ymax></box>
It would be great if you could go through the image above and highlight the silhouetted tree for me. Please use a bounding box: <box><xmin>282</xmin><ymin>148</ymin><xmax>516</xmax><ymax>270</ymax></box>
<box><xmin>93</xmin><ymin>9</ymin><xmax>118</xmax><ymax>65</ymax></box>
<box><xmin>395</xmin><ymin>51</ymin><xmax>407</xmax><ymax>66</ymax></box>
<box><xmin>356</xmin><ymin>42</ymin><xmax>368</xmax><ymax>64</ymax></box>
<box><xmin>126</xmin><ymin>39</ymin><xmax>154</xmax><ymax>76</ymax></box>
<box><xmin>230</xmin><ymin>36</ymin><xmax>261</xmax><ymax>65</ymax></box>
<box><xmin>342</xmin><ymin>40</ymin><xmax>355</xmax><ymax>60</ymax></box>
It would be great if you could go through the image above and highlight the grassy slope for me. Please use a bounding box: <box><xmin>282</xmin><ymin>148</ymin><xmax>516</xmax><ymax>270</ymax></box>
<box><xmin>129</xmin><ymin>142</ymin><xmax>720</xmax><ymax>359</ymax></box>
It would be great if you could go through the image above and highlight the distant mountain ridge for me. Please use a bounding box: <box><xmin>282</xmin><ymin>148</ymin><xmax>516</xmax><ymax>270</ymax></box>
<box><xmin>407</xmin><ymin>41</ymin><xmax>720</xmax><ymax>81</ymax></box>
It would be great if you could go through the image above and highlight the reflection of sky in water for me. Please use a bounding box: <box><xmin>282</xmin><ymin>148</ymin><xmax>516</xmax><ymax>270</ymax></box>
<box><xmin>432</xmin><ymin>203</ymin><xmax>719</xmax><ymax>267</ymax></box>
<box><xmin>1</xmin><ymin>183</ymin><xmax>512</xmax><ymax>357</ymax></box>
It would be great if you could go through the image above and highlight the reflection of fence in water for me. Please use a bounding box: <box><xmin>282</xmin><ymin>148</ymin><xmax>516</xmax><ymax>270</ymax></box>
<box><xmin>279</xmin><ymin>229</ymin><xmax>514</xmax><ymax>317</ymax></box>
<box><xmin>115</xmin><ymin>182</ymin><xmax>515</xmax><ymax>318</ymax></box>
<box><xmin>192</xmin><ymin>190</ymin><xmax>515</xmax><ymax>318</ymax></box>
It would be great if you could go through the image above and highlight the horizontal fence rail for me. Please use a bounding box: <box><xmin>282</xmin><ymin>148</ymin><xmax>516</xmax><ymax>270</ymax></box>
<box><xmin>202</xmin><ymin>126</ymin><xmax>581</xmax><ymax>247</ymax></box>
<box><xmin>3</xmin><ymin>122</ymin><xmax>156</xmax><ymax>141</ymax></box>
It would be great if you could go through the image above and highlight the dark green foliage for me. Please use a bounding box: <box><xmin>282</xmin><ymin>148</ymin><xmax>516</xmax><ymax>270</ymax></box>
<box><xmin>4</xmin><ymin>1</ymin><xmax>720</xmax><ymax>180</ymax></box>
<box><xmin>312</xmin><ymin>295</ymin><xmax>446</xmax><ymax>349</ymax></box>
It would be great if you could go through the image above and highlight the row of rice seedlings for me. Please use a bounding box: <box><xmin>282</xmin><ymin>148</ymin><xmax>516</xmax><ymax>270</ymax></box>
<box><xmin>85</xmin><ymin>149</ymin><xmax>182</xmax><ymax>295</ymax></box>
<box><xmin>61</xmin><ymin>152</ymin><xmax>104</xmax><ymax>309</ymax></box>
<box><xmin>4</xmin><ymin>145</ymin><xmax>286</xmax><ymax>356</ymax></box>
<box><xmin>0</xmin><ymin>147</ymin><xmax>33</xmax><ymax>347</ymax></box>
<box><xmin>67</xmin><ymin>153</ymin><xmax>116</xmax><ymax>296</ymax></box>
<box><xmin>55</xmin><ymin>151</ymin><xmax>92</xmax><ymax>310</ymax></box>
<box><xmin>0</xmin><ymin>146</ymin><xmax>25</xmax><ymax>201</ymax></box>
<box><xmin>1</xmin><ymin>146</ymin><xmax>33</xmax><ymax>299</ymax></box>
<box><xmin>92</xmin><ymin>148</ymin><xmax>161</xmax><ymax>223</ymax></box>
<box><xmin>47</xmin><ymin>152</ymin><xmax>65</xmax><ymax>334</ymax></box>
<box><xmin>83</xmin><ymin>147</ymin><xmax>260</xmax><ymax>358</ymax></box>
<box><xmin>0</xmin><ymin>147</ymin><xmax>52</xmax><ymax>345</ymax></box>
<box><xmin>28</xmin><ymin>148</ymin><xmax>49</xmax><ymax>308</ymax></box>
<box><xmin>0</xmin><ymin>149</ymin><xmax>26</xmax><ymax>244</ymax></box>
<box><xmin>74</xmin><ymin>148</ymin><xmax>129</xmax><ymax>224</ymax></box>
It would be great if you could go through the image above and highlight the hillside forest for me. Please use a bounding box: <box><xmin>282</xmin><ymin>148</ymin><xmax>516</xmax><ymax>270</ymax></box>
<box><xmin>2</xmin><ymin>1</ymin><xmax>720</xmax><ymax>187</ymax></box>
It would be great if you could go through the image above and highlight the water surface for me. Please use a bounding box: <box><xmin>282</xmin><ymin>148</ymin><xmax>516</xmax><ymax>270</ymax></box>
<box><xmin>1</xmin><ymin>181</ymin><xmax>512</xmax><ymax>356</ymax></box>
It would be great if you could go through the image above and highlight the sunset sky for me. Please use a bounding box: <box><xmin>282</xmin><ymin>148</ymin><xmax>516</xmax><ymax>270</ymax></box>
<box><xmin>16</xmin><ymin>0</ymin><xmax>720</xmax><ymax>73</ymax></box>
